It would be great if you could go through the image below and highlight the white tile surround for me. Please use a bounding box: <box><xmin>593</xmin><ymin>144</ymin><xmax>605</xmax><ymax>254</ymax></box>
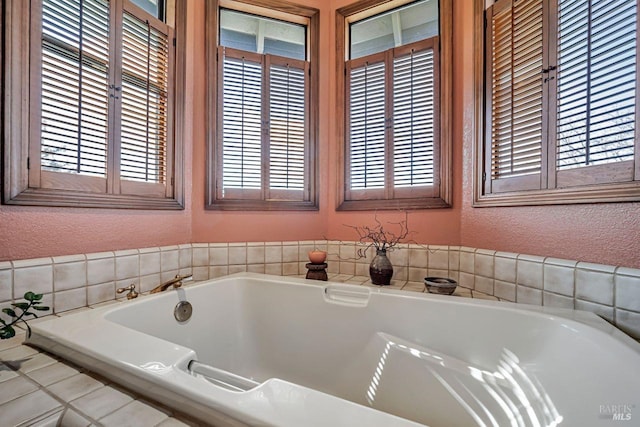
<box><xmin>2</xmin><ymin>241</ymin><xmax>640</xmax><ymax>340</ymax></box>
<box><xmin>1</xmin><ymin>243</ymin><xmax>640</xmax><ymax>425</ymax></box>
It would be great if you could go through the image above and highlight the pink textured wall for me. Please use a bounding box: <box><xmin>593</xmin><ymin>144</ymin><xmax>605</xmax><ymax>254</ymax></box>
<box><xmin>0</xmin><ymin>207</ymin><xmax>190</xmax><ymax>260</ymax></box>
<box><xmin>455</xmin><ymin>2</ymin><xmax>640</xmax><ymax>268</ymax></box>
<box><xmin>461</xmin><ymin>204</ymin><xmax>640</xmax><ymax>267</ymax></box>
<box><xmin>2</xmin><ymin>0</ymin><xmax>639</xmax><ymax>269</ymax></box>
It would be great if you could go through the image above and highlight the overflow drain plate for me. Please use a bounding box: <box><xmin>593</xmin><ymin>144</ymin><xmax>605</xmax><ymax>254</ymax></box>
<box><xmin>174</xmin><ymin>301</ymin><xmax>193</xmax><ymax>322</ymax></box>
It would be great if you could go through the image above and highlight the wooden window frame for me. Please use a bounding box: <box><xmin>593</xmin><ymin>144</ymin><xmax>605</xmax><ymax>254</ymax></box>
<box><xmin>2</xmin><ymin>0</ymin><xmax>185</xmax><ymax>210</ymax></box>
<box><xmin>336</xmin><ymin>0</ymin><xmax>453</xmax><ymax>211</ymax></box>
<box><xmin>474</xmin><ymin>0</ymin><xmax>640</xmax><ymax>207</ymax></box>
<box><xmin>205</xmin><ymin>0</ymin><xmax>319</xmax><ymax>211</ymax></box>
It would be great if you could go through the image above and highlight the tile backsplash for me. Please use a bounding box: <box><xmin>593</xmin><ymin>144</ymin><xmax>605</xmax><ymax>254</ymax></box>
<box><xmin>1</xmin><ymin>242</ymin><xmax>640</xmax><ymax>339</ymax></box>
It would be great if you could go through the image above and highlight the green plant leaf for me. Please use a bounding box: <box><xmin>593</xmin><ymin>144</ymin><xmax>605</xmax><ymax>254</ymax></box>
<box><xmin>2</xmin><ymin>308</ymin><xmax>17</xmax><ymax>318</ymax></box>
<box><xmin>12</xmin><ymin>302</ymin><xmax>30</xmax><ymax>311</ymax></box>
<box><xmin>1</xmin><ymin>291</ymin><xmax>48</xmax><ymax>338</ymax></box>
<box><xmin>24</xmin><ymin>292</ymin><xmax>43</xmax><ymax>302</ymax></box>
<box><xmin>0</xmin><ymin>326</ymin><xmax>16</xmax><ymax>340</ymax></box>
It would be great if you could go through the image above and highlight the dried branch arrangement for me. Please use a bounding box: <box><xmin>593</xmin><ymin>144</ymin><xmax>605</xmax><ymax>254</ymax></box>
<box><xmin>345</xmin><ymin>212</ymin><xmax>414</xmax><ymax>259</ymax></box>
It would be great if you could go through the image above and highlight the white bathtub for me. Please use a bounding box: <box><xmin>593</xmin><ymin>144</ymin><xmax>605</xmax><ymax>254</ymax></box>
<box><xmin>28</xmin><ymin>273</ymin><xmax>640</xmax><ymax>426</ymax></box>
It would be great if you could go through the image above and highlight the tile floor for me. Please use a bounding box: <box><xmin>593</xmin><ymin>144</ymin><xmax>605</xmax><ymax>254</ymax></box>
<box><xmin>0</xmin><ymin>275</ymin><xmax>497</xmax><ymax>426</ymax></box>
<box><xmin>0</xmin><ymin>329</ymin><xmax>201</xmax><ymax>427</ymax></box>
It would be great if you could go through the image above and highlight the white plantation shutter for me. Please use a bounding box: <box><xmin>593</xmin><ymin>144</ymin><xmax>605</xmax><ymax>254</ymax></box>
<box><xmin>486</xmin><ymin>0</ymin><xmax>544</xmax><ymax>193</ymax></box>
<box><xmin>348</xmin><ymin>58</ymin><xmax>386</xmax><ymax>193</ymax></box>
<box><xmin>120</xmin><ymin>9</ymin><xmax>171</xmax><ymax>186</ymax></box>
<box><xmin>338</xmin><ymin>0</ymin><xmax>450</xmax><ymax>210</ymax></box>
<box><xmin>393</xmin><ymin>47</ymin><xmax>436</xmax><ymax>189</ymax></box>
<box><xmin>34</xmin><ymin>0</ymin><xmax>176</xmax><ymax>199</ymax></box>
<box><xmin>3</xmin><ymin>0</ymin><xmax>182</xmax><ymax>209</ymax></box>
<box><xmin>346</xmin><ymin>39</ymin><xmax>439</xmax><ymax>201</ymax></box>
<box><xmin>268</xmin><ymin>60</ymin><xmax>308</xmax><ymax>199</ymax></box>
<box><xmin>209</xmin><ymin>3</ymin><xmax>318</xmax><ymax>210</ymax></box>
<box><xmin>220</xmin><ymin>50</ymin><xmax>263</xmax><ymax>198</ymax></box>
<box><xmin>483</xmin><ymin>0</ymin><xmax>640</xmax><ymax>201</ymax></box>
<box><xmin>218</xmin><ymin>47</ymin><xmax>310</xmax><ymax>202</ymax></box>
<box><xmin>40</xmin><ymin>0</ymin><xmax>110</xmax><ymax>179</ymax></box>
<box><xmin>556</xmin><ymin>0</ymin><xmax>636</xmax><ymax>180</ymax></box>
<box><xmin>489</xmin><ymin>4</ymin><xmax>513</xmax><ymax>182</ymax></box>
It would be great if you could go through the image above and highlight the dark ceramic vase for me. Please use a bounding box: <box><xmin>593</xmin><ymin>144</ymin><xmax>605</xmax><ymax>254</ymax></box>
<box><xmin>369</xmin><ymin>249</ymin><xmax>393</xmax><ymax>286</ymax></box>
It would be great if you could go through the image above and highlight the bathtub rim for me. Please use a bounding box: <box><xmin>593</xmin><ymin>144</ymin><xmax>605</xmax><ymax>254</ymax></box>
<box><xmin>29</xmin><ymin>272</ymin><xmax>640</xmax><ymax>365</ymax></box>
<box><xmin>25</xmin><ymin>272</ymin><xmax>640</xmax><ymax>426</ymax></box>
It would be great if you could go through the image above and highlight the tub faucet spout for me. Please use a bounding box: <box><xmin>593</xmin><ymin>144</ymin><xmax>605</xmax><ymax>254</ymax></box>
<box><xmin>150</xmin><ymin>274</ymin><xmax>192</xmax><ymax>294</ymax></box>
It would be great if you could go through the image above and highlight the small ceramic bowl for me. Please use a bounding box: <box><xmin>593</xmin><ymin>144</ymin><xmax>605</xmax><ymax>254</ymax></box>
<box><xmin>308</xmin><ymin>250</ymin><xmax>327</xmax><ymax>264</ymax></box>
<box><xmin>424</xmin><ymin>277</ymin><xmax>457</xmax><ymax>295</ymax></box>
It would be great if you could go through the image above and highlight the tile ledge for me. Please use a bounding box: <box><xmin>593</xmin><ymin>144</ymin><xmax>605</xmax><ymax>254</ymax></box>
<box><xmin>576</xmin><ymin>261</ymin><xmax>617</xmax><ymax>274</ymax></box>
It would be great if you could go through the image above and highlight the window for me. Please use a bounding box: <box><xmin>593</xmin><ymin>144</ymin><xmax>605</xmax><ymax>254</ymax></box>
<box><xmin>336</xmin><ymin>0</ymin><xmax>452</xmax><ymax>210</ymax></box>
<box><xmin>206</xmin><ymin>0</ymin><xmax>319</xmax><ymax>210</ymax></box>
<box><xmin>2</xmin><ymin>0</ymin><xmax>185</xmax><ymax>209</ymax></box>
<box><xmin>477</xmin><ymin>0</ymin><xmax>640</xmax><ymax>206</ymax></box>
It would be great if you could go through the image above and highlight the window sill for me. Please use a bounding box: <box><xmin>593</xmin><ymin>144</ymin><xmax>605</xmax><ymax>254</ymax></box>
<box><xmin>338</xmin><ymin>197</ymin><xmax>451</xmax><ymax>211</ymax></box>
<box><xmin>206</xmin><ymin>199</ymin><xmax>319</xmax><ymax>211</ymax></box>
<box><xmin>474</xmin><ymin>182</ymin><xmax>640</xmax><ymax>207</ymax></box>
<box><xmin>4</xmin><ymin>189</ymin><xmax>184</xmax><ymax>210</ymax></box>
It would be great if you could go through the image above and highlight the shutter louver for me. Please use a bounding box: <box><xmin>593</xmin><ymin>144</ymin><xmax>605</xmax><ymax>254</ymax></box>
<box><xmin>269</xmin><ymin>63</ymin><xmax>307</xmax><ymax>195</ymax></box>
<box><xmin>120</xmin><ymin>10</ymin><xmax>170</xmax><ymax>183</ymax></box>
<box><xmin>556</xmin><ymin>0</ymin><xmax>636</xmax><ymax>169</ymax></box>
<box><xmin>221</xmin><ymin>53</ymin><xmax>263</xmax><ymax>193</ymax></box>
<box><xmin>490</xmin><ymin>0</ymin><xmax>543</xmax><ymax>182</ymax></box>
<box><xmin>393</xmin><ymin>48</ymin><xmax>435</xmax><ymax>187</ymax></box>
<box><xmin>349</xmin><ymin>60</ymin><xmax>386</xmax><ymax>190</ymax></box>
<box><xmin>40</xmin><ymin>0</ymin><xmax>110</xmax><ymax>177</ymax></box>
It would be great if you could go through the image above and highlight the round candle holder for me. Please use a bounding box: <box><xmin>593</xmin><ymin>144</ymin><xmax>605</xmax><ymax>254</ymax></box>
<box><xmin>305</xmin><ymin>262</ymin><xmax>328</xmax><ymax>281</ymax></box>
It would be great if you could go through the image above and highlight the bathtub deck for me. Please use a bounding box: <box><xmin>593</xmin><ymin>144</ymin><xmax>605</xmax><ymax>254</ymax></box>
<box><xmin>0</xmin><ymin>275</ymin><xmax>497</xmax><ymax>426</ymax></box>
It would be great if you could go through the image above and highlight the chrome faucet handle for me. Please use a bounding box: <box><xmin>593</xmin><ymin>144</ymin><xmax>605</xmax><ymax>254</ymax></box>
<box><xmin>117</xmin><ymin>283</ymin><xmax>139</xmax><ymax>300</ymax></box>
